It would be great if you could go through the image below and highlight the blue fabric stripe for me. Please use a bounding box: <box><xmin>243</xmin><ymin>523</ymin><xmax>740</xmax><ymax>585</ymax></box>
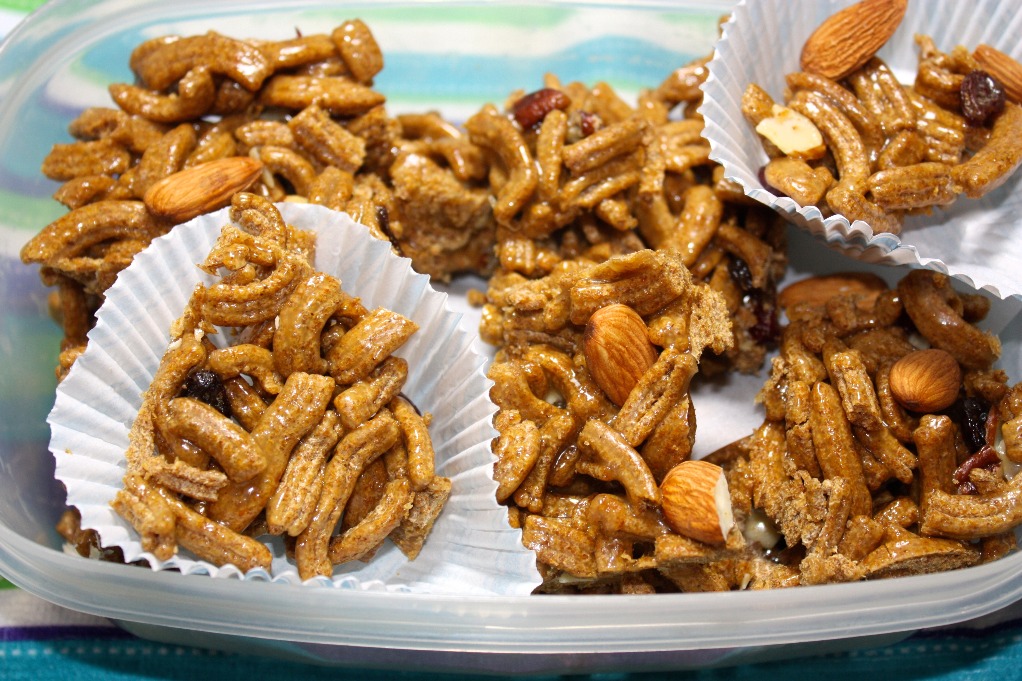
<box><xmin>0</xmin><ymin>584</ymin><xmax>1019</xmax><ymax>679</ymax></box>
<box><xmin>1</xmin><ymin>625</ymin><xmax>129</xmax><ymax>642</ymax></box>
<box><xmin>2</xmin><ymin>626</ymin><xmax>1022</xmax><ymax>680</ymax></box>
<box><xmin>912</xmin><ymin>616</ymin><xmax>1022</xmax><ymax>641</ymax></box>
<box><xmin>376</xmin><ymin>36</ymin><xmax>701</xmax><ymax>103</ymax></box>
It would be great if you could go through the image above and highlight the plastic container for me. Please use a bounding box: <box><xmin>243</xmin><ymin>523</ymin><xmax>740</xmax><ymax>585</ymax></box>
<box><xmin>4</xmin><ymin>0</ymin><xmax>1022</xmax><ymax>673</ymax></box>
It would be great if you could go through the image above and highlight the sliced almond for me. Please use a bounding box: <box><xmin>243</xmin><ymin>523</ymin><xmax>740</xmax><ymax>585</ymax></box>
<box><xmin>144</xmin><ymin>156</ymin><xmax>264</xmax><ymax>224</ymax></box>
<box><xmin>974</xmin><ymin>44</ymin><xmax>1022</xmax><ymax>104</ymax></box>
<box><xmin>755</xmin><ymin>105</ymin><xmax>827</xmax><ymax>160</ymax></box>
<box><xmin>582</xmin><ymin>303</ymin><xmax>657</xmax><ymax>407</ymax></box>
<box><xmin>659</xmin><ymin>459</ymin><xmax>734</xmax><ymax>546</ymax></box>
<box><xmin>800</xmin><ymin>0</ymin><xmax>908</xmax><ymax>80</ymax></box>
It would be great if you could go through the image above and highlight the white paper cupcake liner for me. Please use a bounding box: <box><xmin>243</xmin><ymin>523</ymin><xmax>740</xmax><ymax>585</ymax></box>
<box><xmin>48</xmin><ymin>202</ymin><xmax>542</xmax><ymax>595</ymax></box>
<box><xmin>702</xmin><ymin>0</ymin><xmax>1022</xmax><ymax>300</ymax></box>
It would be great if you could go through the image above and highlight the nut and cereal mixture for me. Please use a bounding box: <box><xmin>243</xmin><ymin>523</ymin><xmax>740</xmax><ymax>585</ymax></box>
<box><xmin>22</xmin><ymin>20</ymin><xmax>496</xmax><ymax>383</ymax></box>
<box><xmin>744</xmin><ymin>0</ymin><xmax>1022</xmax><ymax>234</ymax></box>
<box><xmin>476</xmin><ymin>52</ymin><xmax>796</xmax><ymax>593</ymax></box>
<box><xmin>23</xmin><ymin>18</ymin><xmax>789</xmax><ymax>581</ymax></box>
<box><xmin>111</xmin><ymin>192</ymin><xmax>449</xmax><ymax>578</ymax></box>
<box><xmin>714</xmin><ymin>268</ymin><xmax>1018</xmax><ymax>586</ymax></box>
<box><xmin>22</xmin><ymin>12</ymin><xmax>1022</xmax><ymax>594</ymax></box>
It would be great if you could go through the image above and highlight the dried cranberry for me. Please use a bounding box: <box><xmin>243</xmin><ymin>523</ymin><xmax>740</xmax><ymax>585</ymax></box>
<box><xmin>953</xmin><ymin>444</ymin><xmax>1001</xmax><ymax>494</ymax></box>
<box><xmin>961</xmin><ymin>70</ymin><xmax>1006</xmax><ymax>126</ymax></box>
<box><xmin>181</xmin><ymin>369</ymin><xmax>232</xmax><ymax>418</ymax></box>
<box><xmin>578</xmin><ymin>110</ymin><xmax>600</xmax><ymax>137</ymax></box>
<box><xmin>957</xmin><ymin>480</ymin><xmax>978</xmax><ymax>495</ymax></box>
<box><xmin>511</xmin><ymin>88</ymin><xmax>571</xmax><ymax>130</ymax></box>
<box><xmin>960</xmin><ymin>396</ymin><xmax>990</xmax><ymax>452</ymax></box>
<box><xmin>749</xmin><ymin>308</ymin><xmax>780</xmax><ymax>343</ymax></box>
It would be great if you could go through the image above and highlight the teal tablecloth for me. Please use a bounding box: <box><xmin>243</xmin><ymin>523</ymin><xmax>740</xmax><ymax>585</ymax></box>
<box><xmin>5</xmin><ymin>574</ymin><xmax>1022</xmax><ymax>680</ymax></box>
<box><xmin>5</xmin><ymin>1</ymin><xmax>1022</xmax><ymax>678</ymax></box>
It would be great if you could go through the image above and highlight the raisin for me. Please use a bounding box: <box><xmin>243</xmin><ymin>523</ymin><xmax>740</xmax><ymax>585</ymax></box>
<box><xmin>728</xmin><ymin>257</ymin><xmax>755</xmax><ymax>292</ymax></box>
<box><xmin>181</xmin><ymin>369</ymin><xmax>232</xmax><ymax>418</ymax></box>
<box><xmin>375</xmin><ymin>204</ymin><xmax>402</xmax><ymax>257</ymax></box>
<box><xmin>746</xmin><ymin>291</ymin><xmax>781</xmax><ymax>344</ymax></box>
<box><xmin>510</xmin><ymin>88</ymin><xmax>571</xmax><ymax>130</ymax></box>
<box><xmin>960</xmin><ymin>396</ymin><xmax>990</xmax><ymax>452</ymax></box>
<box><xmin>749</xmin><ymin>306</ymin><xmax>780</xmax><ymax>343</ymax></box>
<box><xmin>961</xmin><ymin>70</ymin><xmax>1005</xmax><ymax>126</ymax></box>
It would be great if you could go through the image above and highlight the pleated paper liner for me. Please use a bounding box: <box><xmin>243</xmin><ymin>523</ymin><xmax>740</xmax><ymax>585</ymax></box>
<box><xmin>49</xmin><ymin>202</ymin><xmax>542</xmax><ymax>595</ymax></box>
<box><xmin>701</xmin><ymin>0</ymin><xmax>1022</xmax><ymax>300</ymax></box>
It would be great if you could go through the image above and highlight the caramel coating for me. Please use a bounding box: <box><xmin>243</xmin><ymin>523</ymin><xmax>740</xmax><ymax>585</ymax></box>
<box><xmin>206</xmin><ymin>370</ymin><xmax>335</xmax><ymax>532</ymax></box>
<box><xmin>265</xmin><ymin>410</ymin><xmax>343</xmax><ymax>537</ymax></box>
<box><xmin>953</xmin><ymin>102</ymin><xmax>1022</xmax><ymax>198</ymax></box>
<box><xmin>391</xmin><ymin>395</ymin><xmax>436</xmax><ymax>492</ymax></box>
<box><xmin>110</xmin><ymin>66</ymin><xmax>217</xmax><ymax>123</ymax></box>
<box><xmin>20</xmin><ymin>201</ymin><xmax>162</xmax><ymax>265</ymax></box>
<box><xmin>326</xmin><ymin>308</ymin><xmax>418</xmax><ymax>384</ymax></box>
<box><xmin>259</xmin><ymin>75</ymin><xmax>385</xmax><ymax>115</ymax></box>
<box><xmin>41</xmin><ymin>139</ymin><xmax>131</xmax><ymax>181</ymax></box>
<box><xmin>158</xmin><ymin>397</ymin><xmax>266</xmax><ymax>482</ymax></box>
<box><xmin>108</xmin><ymin>198</ymin><xmax>444</xmax><ymax>575</ymax></box>
<box><xmin>273</xmin><ymin>272</ymin><xmax>345</xmax><ymax>377</ymax></box>
<box><xmin>294</xmin><ymin>410</ymin><xmax>401</xmax><ymax>579</ymax></box>
<box><xmin>897</xmin><ymin>270</ymin><xmax>1000</xmax><ymax>370</ymax></box>
<box><xmin>464</xmin><ymin>106</ymin><xmax>538</xmax><ymax>226</ymax></box>
<box><xmin>331</xmin><ymin>19</ymin><xmax>384</xmax><ymax>84</ymax></box>
<box><xmin>130</xmin><ymin>32</ymin><xmax>273</xmax><ymax>92</ymax></box>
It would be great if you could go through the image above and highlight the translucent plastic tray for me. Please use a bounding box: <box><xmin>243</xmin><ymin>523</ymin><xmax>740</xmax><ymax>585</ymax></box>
<box><xmin>4</xmin><ymin>0</ymin><xmax>1022</xmax><ymax>673</ymax></box>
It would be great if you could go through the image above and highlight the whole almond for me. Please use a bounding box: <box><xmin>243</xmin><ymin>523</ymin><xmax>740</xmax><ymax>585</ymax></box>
<box><xmin>144</xmin><ymin>156</ymin><xmax>264</xmax><ymax>223</ymax></box>
<box><xmin>660</xmin><ymin>459</ymin><xmax>734</xmax><ymax>546</ymax></box>
<box><xmin>583</xmin><ymin>303</ymin><xmax>657</xmax><ymax>407</ymax></box>
<box><xmin>974</xmin><ymin>44</ymin><xmax>1022</xmax><ymax>104</ymax></box>
<box><xmin>889</xmin><ymin>348</ymin><xmax>961</xmax><ymax>413</ymax></box>
<box><xmin>800</xmin><ymin>0</ymin><xmax>908</xmax><ymax>80</ymax></box>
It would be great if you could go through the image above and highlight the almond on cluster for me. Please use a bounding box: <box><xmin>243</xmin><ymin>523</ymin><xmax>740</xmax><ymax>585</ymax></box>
<box><xmin>144</xmin><ymin>156</ymin><xmax>264</xmax><ymax>224</ymax></box>
<box><xmin>659</xmin><ymin>459</ymin><xmax>734</xmax><ymax>546</ymax></box>
<box><xmin>582</xmin><ymin>303</ymin><xmax>658</xmax><ymax>407</ymax></box>
<box><xmin>799</xmin><ymin>0</ymin><xmax>908</xmax><ymax>80</ymax></box>
<box><xmin>888</xmin><ymin>348</ymin><xmax>962</xmax><ymax>413</ymax></box>
<box><xmin>777</xmin><ymin>272</ymin><xmax>888</xmax><ymax>312</ymax></box>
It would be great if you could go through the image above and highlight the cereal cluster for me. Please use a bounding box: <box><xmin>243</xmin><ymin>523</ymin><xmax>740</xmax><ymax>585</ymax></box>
<box><xmin>112</xmin><ymin>193</ymin><xmax>449</xmax><ymax>578</ymax></box>
<box><xmin>707</xmin><ymin>268</ymin><xmax>1017</xmax><ymax>587</ymax></box>
<box><xmin>477</xmin><ymin>65</ymin><xmax>788</xmax><ymax>376</ymax></box>
<box><xmin>477</xmin><ymin>59</ymin><xmax>794</xmax><ymax>593</ymax></box>
<box><xmin>22</xmin><ymin>20</ymin><xmax>496</xmax><ymax>381</ymax></box>
<box><xmin>745</xmin><ymin>21</ymin><xmax>1022</xmax><ymax>234</ymax></box>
